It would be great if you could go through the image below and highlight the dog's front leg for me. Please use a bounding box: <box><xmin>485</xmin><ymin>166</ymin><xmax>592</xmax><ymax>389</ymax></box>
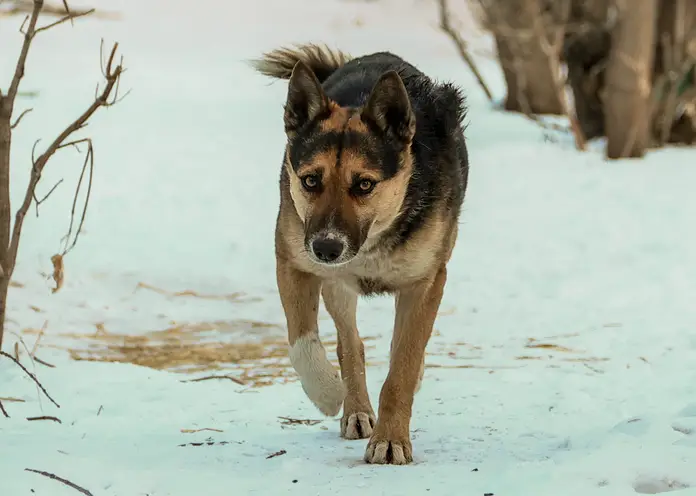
<box><xmin>364</xmin><ymin>267</ymin><xmax>447</xmax><ymax>465</ymax></box>
<box><xmin>277</xmin><ymin>259</ymin><xmax>346</xmax><ymax>416</ymax></box>
<box><xmin>322</xmin><ymin>280</ymin><xmax>375</xmax><ymax>439</ymax></box>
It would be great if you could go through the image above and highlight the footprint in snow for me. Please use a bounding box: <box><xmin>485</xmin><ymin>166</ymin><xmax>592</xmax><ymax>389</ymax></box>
<box><xmin>633</xmin><ymin>477</ymin><xmax>690</xmax><ymax>494</ymax></box>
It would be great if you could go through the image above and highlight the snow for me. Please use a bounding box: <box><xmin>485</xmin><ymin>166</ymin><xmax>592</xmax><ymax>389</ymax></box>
<box><xmin>2</xmin><ymin>0</ymin><xmax>696</xmax><ymax>494</ymax></box>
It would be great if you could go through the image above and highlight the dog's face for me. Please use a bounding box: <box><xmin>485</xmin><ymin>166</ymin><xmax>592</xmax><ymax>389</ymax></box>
<box><xmin>283</xmin><ymin>61</ymin><xmax>416</xmax><ymax>266</ymax></box>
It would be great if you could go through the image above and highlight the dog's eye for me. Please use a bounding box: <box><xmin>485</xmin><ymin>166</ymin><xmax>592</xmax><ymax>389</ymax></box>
<box><xmin>356</xmin><ymin>179</ymin><xmax>376</xmax><ymax>195</ymax></box>
<box><xmin>301</xmin><ymin>175</ymin><xmax>320</xmax><ymax>191</ymax></box>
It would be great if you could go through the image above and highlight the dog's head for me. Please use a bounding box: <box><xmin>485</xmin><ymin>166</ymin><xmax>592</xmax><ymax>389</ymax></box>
<box><xmin>282</xmin><ymin>61</ymin><xmax>416</xmax><ymax>266</ymax></box>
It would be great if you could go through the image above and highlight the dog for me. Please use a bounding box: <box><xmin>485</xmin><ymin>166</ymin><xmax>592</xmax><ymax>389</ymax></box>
<box><xmin>251</xmin><ymin>44</ymin><xmax>469</xmax><ymax>465</ymax></box>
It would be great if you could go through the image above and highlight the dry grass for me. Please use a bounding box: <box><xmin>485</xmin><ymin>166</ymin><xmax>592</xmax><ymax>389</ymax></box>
<box><xmin>26</xmin><ymin>319</ymin><xmax>377</xmax><ymax>388</ymax></box>
<box><xmin>134</xmin><ymin>282</ymin><xmax>261</xmax><ymax>304</ymax></box>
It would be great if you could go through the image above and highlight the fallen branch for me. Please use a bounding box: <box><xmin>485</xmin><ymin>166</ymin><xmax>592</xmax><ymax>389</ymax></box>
<box><xmin>266</xmin><ymin>449</ymin><xmax>287</xmax><ymax>459</ymax></box>
<box><xmin>177</xmin><ymin>440</ymin><xmax>242</xmax><ymax>448</ymax></box>
<box><xmin>437</xmin><ymin>0</ymin><xmax>493</xmax><ymax>101</ymax></box>
<box><xmin>27</xmin><ymin>415</ymin><xmax>61</xmax><ymax>423</ymax></box>
<box><xmin>278</xmin><ymin>416</ymin><xmax>322</xmax><ymax>426</ymax></box>
<box><xmin>0</xmin><ymin>396</ymin><xmax>25</xmax><ymax>402</ymax></box>
<box><xmin>181</xmin><ymin>427</ymin><xmax>223</xmax><ymax>433</ymax></box>
<box><xmin>33</xmin><ymin>355</ymin><xmax>55</xmax><ymax>368</ymax></box>
<box><xmin>24</xmin><ymin>468</ymin><xmax>93</xmax><ymax>496</ymax></box>
<box><xmin>182</xmin><ymin>374</ymin><xmax>245</xmax><ymax>385</ymax></box>
<box><xmin>0</xmin><ymin>351</ymin><xmax>60</xmax><ymax>408</ymax></box>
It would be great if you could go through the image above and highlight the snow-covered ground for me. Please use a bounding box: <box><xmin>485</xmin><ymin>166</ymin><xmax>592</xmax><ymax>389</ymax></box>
<box><xmin>2</xmin><ymin>0</ymin><xmax>696</xmax><ymax>494</ymax></box>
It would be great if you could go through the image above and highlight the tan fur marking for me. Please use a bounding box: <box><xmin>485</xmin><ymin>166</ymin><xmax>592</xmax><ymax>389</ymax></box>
<box><xmin>319</xmin><ymin>102</ymin><xmax>352</xmax><ymax>132</ymax></box>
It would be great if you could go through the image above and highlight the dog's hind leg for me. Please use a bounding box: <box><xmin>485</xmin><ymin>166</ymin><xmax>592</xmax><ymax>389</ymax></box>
<box><xmin>322</xmin><ymin>280</ymin><xmax>376</xmax><ymax>439</ymax></box>
<box><xmin>277</xmin><ymin>259</ymin><xmax>345</xmax><ymax>416</ymax></box>
<box><xmin>364</xmin><ymin>266</ymin><xmax>447</xmax><ymax>465</ymax></box>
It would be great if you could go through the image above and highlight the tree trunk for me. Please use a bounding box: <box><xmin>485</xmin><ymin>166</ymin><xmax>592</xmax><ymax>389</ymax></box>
<box><xmin>651</xmin><ymin>0</ymin><xmax>696</xmax><ymax>145</ymax></box>
<box><xmin>488</xmin><ymin>0</ymin><xmax>566</xmax><ymax>115</ymax></box>
<box><xmin>0</xmin><ymin>106</ymin><xmax>11</xmax><ymax>351</ymax></box>
<box><xmin>603</xmin><ymin>0</ymin><xmax>658</xmax><ymax>159</ymax></box>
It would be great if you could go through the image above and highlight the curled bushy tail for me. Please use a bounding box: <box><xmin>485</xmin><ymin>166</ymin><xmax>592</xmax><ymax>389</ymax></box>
<box><xmin>249</xmin><ymin>43</ymin><xmax>352</xmax><ymax>83</ymax></box>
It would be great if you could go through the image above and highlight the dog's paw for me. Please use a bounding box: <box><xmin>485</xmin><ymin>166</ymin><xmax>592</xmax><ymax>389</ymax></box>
<box><xmin>341</xmin><ymin>411</ymin><xmax>376</xmax><ymax>440</ymax></box>
<box><xmin>364</xmin><ymin>436</ymin><xmax>413</xmax><ymax>465</ymax></box>
<box><xmin>301</xmin><ymin>376</ymin><xmax>345</xmax><ymax>417</ymax></box>
<box><xmin>289</xmin><ymin>333</ymin><xmax>346</xmax><ymax>416</ymax></box>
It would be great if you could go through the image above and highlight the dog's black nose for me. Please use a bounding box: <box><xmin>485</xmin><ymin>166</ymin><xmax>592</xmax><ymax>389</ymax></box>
<box><xmin>311</xmin><ymin>237</ymin><xmax>344</xmax><ymax>263</ymax></box>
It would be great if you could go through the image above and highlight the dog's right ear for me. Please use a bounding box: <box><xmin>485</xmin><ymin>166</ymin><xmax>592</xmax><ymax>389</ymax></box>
<box><xmin>284</xmin><ymin>61</ymin><xmax>328</xmax><ymax>137</ymax></box>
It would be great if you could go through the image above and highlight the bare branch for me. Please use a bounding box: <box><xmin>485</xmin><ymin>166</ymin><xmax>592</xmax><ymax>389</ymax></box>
<box><xmin>33</xmin><ymin>7</ymin><xmax>93</xmax><ymax>35</ymax></box>
<box><xmin>4</xmin><ymin>42</ymin><xmax>124</xmax><ymax>282</ymax></box>
<box><xmin>61</xmin><ymin>0</ymin><xmax>72</xmax><ymax>25</ymax></box>
<box><xmin>24</xmin><ymin>469</ymin><xmax>94</xmax><ymax>496</ymax></box>
<box><xmin>437</xmin><ymin>0</ymin><xmax>493</xmax><ymax>101</ymax></box>
<box><xmin>0</xmin><ymin>399</ymin><xmax>8</xmax><ymax>418</ymax></box>
<box><xmin>10</xmin><ymin>107</ymin><xmax>32</xmax><ymax>128</ymax></box>
<box><xmin>0</xmin><ymin>351</ymin><xmax>60</xmax><ymax>408</ymax></box>
<box><xmin>34</xmin><ymin>178</ymin><xmax>63</xmax><ymax>217</ymax></box>
<box><xmin>57</xmin><ymin>137</ymin><xmax>90</xmax><ymax>151</ymax></box>
<box><xmin>2</xmin><ymin>0</ymin><xmax>43</xmax><ymax>114</ymax></box>
<box><xmin>61</xmin><ymin>139</ymin><xmax>93</xmax><ymax>256</ymax></box>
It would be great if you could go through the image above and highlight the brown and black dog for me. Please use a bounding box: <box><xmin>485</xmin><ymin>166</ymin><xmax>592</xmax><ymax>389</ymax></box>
<box><xmin>251</xmin><ymin>44</ymin><xmax>469</xmax><ymax>465</ymax></box>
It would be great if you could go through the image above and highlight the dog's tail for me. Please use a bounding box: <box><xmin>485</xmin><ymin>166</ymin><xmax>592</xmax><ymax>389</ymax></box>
<box><xmin>249</xmin><ymin>43</ymin><xmax>352</xmax><ymax>83</ymax></box>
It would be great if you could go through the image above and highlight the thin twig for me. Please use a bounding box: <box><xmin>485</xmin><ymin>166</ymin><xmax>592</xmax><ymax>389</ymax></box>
<box><xmin>0</xmin><ymin>351</ymin><xmax>60</xmax><ymax>408</ymax></box>
<box><xmin>182</xmin><ymin>374</ymin><xmax>246</xmax><ymax>385</ymax></box>
<box><xmin>29</xmin><ymin>320</ymin><xmax>47</xmax><ymax>356</ymax></box>
<box><xmin>437</xmin><ymin>0</ymin><xmax>493</xmax><ymax>101</ymax></box>
<box><xmin>24</xmin><ymin>469</ymin><xmax>93</xmax><ymax>496</ymax></box>
<box><xmin>10</xmin><ymin>107</ymin><xmax>32</xmax><ymax>128</ymax></box>
<box><xmin>33</xmin><ymin>8</ymin><xmax>93</xmax><ymax>35</ymax></box>
<box><xmin>27</xmin><ymin>415</ymin><xmax>61</xmax><ymax>423</ymax></box>
<box><xmin>0</xmin><ymin>399</ymin><xmax>8</xmax><ymax>418</ymax></box>
<box><xmin>33</xmin><ymin>355</ymin><xmax>55</xmax><ymax>368</ymax></box>
<box><xmin>60</xmin><ymin>140</ymin><xmax>93</xmax><ymax>256</ymax></box>
<box><xmin>34</xmin><ymin>178</ymin><xmax>63</xmax><ymax>217</ymax></box>
<box><xmin>180</xmin><ymin>427</ymin><xmax>223</xmax><ymax>433</ymax></box>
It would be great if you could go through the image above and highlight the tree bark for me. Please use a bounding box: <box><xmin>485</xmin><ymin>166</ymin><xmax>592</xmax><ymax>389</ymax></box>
<box><xmin>488</xmin><ymin>0</ymin><xmax>567</xmax><ymax>115</ymax></box>
<box><xmin>604</xmin><ymin>0</ymin><xmax>658</xmax><ymax>159</ymax></box>
<box><xmin>0</xmin><ymin>107</ymin><xmax>11</xmax><ymax>351</ymax></box>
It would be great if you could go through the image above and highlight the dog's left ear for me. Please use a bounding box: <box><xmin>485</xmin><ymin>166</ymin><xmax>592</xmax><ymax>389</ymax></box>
<box><xmin>361</xmin><ymin>70</ymin><xmax>416</xmax><ymax>144</ymax></box>
<box><xmin>284</xmin><ymin>61</ymin><xmax>329</xmax><ymax>137</ymax></box>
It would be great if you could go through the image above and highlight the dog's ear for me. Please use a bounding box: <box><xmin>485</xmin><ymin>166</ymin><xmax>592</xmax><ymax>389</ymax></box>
<box><xmin>284</xmin><ymin>61</ymin><xmax>329</xmax><ymax>136</ymax></box>
<box><xmin>361</xmin><ymin>70</ymin><xmax>415</xmax><ymax>144</ymax></box>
